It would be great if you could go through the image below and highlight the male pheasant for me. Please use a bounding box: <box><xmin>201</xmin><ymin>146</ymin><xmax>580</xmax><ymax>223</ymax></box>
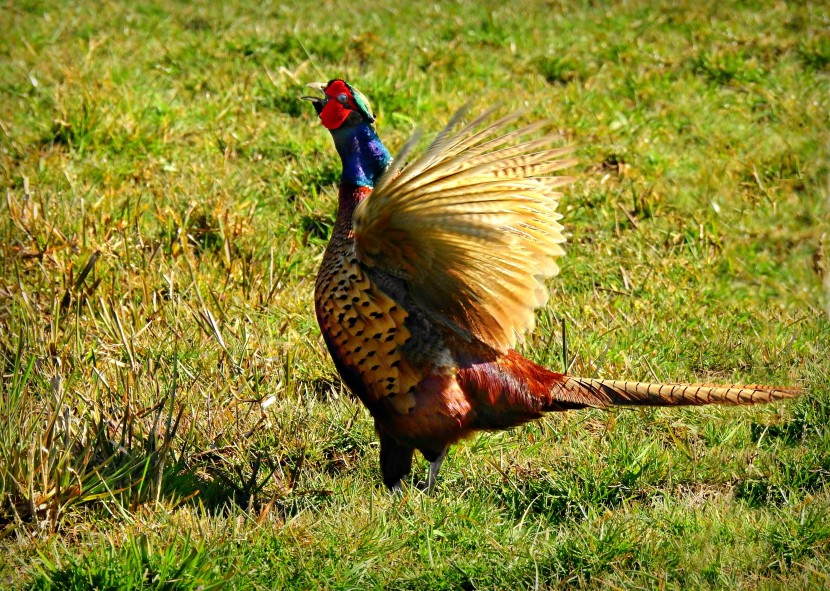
<box><xmin>303</xmin><ymin>79</ymin><xmax>801</xmax><ymax>491</ymax></box>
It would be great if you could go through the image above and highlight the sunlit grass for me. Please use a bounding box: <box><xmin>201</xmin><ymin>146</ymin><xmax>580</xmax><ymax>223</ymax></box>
<box><xmin>1</xmin><ymin>0</ymin><xmax>828</xmax><ymax>588</ymax></box>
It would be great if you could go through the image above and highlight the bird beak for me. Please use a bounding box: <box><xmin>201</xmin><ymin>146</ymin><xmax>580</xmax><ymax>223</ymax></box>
<box><xmin>301</xmin><ymin>82</ymin><xmax>327</xmax><ymax>114</ymax></box>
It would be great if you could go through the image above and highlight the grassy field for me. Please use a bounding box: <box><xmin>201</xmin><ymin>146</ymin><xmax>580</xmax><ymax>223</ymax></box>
<box><xmin>1</xmin><ymin>0</ymin><xmax>829</xmax><ymax>588</ymax></box>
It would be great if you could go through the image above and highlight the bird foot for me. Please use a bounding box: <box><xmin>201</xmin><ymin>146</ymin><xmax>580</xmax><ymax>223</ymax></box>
<box><xmin>415</xmin><ymin>479</ymin><xmax>431</xmax><ymax>493</ymax></box>
<box><xmin>388</xmin><ymin>479</ymin><xmax>431</xmax><ymax>494</ymax></box>
<box><xmin>388</xmin><ymin>451</ymin><xmax>447</xmax><ymax>495</ymax></box>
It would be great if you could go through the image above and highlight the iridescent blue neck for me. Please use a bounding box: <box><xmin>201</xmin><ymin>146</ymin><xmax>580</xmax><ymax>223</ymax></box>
<box><xmin>330</xmin><ymin>122</ymin><xmax>392</xmax><ymax>188</ymax></box>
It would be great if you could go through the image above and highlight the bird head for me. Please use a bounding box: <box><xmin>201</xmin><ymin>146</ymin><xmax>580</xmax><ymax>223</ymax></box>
<box><xmin>302</xmin><ymin>79</ymin><xmax>376</xmax><ymax>131</ymax></box>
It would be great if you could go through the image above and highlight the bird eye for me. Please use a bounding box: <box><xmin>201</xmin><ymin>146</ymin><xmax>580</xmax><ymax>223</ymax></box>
<box><xmin>337</xmin><ymin>93</ymin><xmax>349</xmax><ymax>104</ymax></box>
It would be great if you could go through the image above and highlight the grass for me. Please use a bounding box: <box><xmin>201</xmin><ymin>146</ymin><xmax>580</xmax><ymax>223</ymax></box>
<box><xmin>0</xmin><ymin>0</ymin><xmax>828</xmax><ymax>588</ymax></box>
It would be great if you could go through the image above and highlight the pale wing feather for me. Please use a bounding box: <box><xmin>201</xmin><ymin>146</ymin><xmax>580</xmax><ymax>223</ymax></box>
<box><xmin>353</xmin><ymin>111</ymin><xmax>574</xmax><ymax>352</ymax></box>
<box><xmin>389</xmin><ymin>144</ymin><xmax>572</xmax><ymax>199</ymax></box>
<box><xmin>371</xmin><ymin>105</ymin><xmax>489</xmax><ymax>194</ymax></box>
<box><xmin>382</xmin><ymin>109</ymin><xmax>524</xmax><ymax>192</ymax></box>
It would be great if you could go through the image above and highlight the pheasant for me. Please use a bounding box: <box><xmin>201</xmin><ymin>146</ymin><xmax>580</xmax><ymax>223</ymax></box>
<box><xmin>302</xmin><ymin>79</ymin><xmax>801</xmax><ymax>491</ymax></box>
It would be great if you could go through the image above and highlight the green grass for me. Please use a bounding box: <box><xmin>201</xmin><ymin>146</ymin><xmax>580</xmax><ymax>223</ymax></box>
<box><xmin>1</xmin><ymin>0</ymin><xmax>829</xmax><ymax>588</ymax></box>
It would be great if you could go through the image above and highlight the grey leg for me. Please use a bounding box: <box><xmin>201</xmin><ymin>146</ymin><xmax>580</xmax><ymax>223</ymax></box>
<box><xmin>423</xmin><ymin>448</ymin><xmax>448</xmax><ymax>492</ymax></box>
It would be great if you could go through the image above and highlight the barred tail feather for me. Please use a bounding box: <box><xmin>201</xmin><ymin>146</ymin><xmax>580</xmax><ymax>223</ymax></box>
<box><xmin>552</xmin><ymin>377</ymin><xmax>802</xmax><ymax>408</ymax></box>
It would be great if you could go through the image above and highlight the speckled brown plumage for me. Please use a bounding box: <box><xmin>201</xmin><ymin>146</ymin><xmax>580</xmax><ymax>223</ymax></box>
<box><xmin>314</xmin><ymin>186</ymin><xmax>422</xmax><ymax>415</ymax></box>
<box><xmin>304</xmin><ymin>80</ymin><xmax>802</xmax><ymax>491</ymax></box>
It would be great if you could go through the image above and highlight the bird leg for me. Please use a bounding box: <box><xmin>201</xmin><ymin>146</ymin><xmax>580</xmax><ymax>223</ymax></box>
<box><xmin>379</xmin><ymin>431</ymin><xmax>414</xmax><ymax>491</ymax></box>
<box><xmin>383</xmin><ymin>442</ymin><xmax>448</xmax><ymax>493</ymax></box>
<box><xmin>419</xmin><ymin>448</ymin><xmax>448</xmax><ymax>492</ymax></box>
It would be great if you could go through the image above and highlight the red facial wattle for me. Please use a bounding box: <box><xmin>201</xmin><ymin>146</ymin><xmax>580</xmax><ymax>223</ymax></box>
<box><xmin>320</xmin><ymin>100</ymin><xmax>351</xmax><ymax>130</ymax></box>
<box><xmin>319</xmin><ymin>80</ymin><xmax>359</xmax><ymax>130</ymax></box>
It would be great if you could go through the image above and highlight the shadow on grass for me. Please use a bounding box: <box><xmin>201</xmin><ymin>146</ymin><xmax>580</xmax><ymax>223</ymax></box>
<box><xmin>737</xmin><ymin>393</ymin><xmax>830</xmax><ymax>507</ymax></box>
<box><xmin>491</xmin><ymin>459</ymin><xmax>659</xmax><ymax>524</ymax></box>
<box><xmin>0</xmin><ymin>353</ymin><xmax>346</xmax><ymax>538</ymax></box>
<box><xmin>182</xmin><ymin>447</ymin><xmax>337</xmax><ymax>520</ymax></box>
<box><xmin>735</xmin><ymin>449</ymin><xmax>830</xmax><ymax>508</ymax></box>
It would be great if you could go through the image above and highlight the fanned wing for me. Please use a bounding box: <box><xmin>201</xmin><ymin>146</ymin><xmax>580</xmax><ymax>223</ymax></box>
<box><xmin>352</xmin><ymin>110</ymin><xmax>575</xmax><ymax>352</ymax></box>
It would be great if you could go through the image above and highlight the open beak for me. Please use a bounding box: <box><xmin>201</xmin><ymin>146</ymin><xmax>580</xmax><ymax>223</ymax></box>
<box><xmin>301</xmin><ymin>82</ymin><xmax>327</xmax><ymax>114</ymax></box>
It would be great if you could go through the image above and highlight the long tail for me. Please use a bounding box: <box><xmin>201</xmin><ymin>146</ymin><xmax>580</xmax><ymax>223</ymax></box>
<box><xmin>551</xmin><ymin>377</ymin><xmax>802</xmax><ymax>408</ymax></box>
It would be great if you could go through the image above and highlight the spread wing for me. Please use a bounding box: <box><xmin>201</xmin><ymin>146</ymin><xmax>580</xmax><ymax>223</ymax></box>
<box><xmin>352</xmin><ymin>108</ymin><xmax>575</xmax><ymax>352</ymax></box>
